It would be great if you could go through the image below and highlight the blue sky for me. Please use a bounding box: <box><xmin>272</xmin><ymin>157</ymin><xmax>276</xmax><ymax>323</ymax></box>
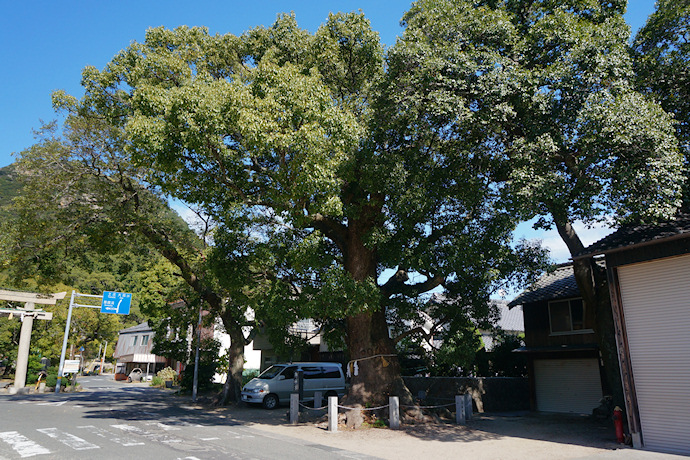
<box><xmin>0</xmin><ymin>0</ymin><xmax>659</xmax><ymax>263</ymax></box>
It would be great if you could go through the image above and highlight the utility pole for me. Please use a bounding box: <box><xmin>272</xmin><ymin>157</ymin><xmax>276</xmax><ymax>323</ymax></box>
<box><xmin>192</xmin><ymin>304</ymin><xmax>202</xmax><ymax>403</ymax></box>
<box><xmin>100</xmin><ymin>340</ymin><xmax>107</xmax><ymax>375</ymax></box>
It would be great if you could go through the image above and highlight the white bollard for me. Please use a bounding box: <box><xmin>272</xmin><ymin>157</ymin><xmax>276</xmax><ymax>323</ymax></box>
<box><xmin>328</xmin><ymin>396</ymin><xmax>338</xmax><ymax>432</ymax></box>
<box><xmin>456</xmin><ymin>395</ymin><xmax>466</xmax><ymax>424</ymax></box>
<box><xmin>389</xmin><ymin>396</ymin><xmax>400</xmax><ymax>429</ymax></box>
<box><xmin>464</xmin><ymin>393</ymin><xmax>473</xmax><ymax>421</ymax></box>
<box><xmin>314</xmin><ymin>391</ymin><xmax>322</xmax><ymax>409</ymax></box>
<box><xmin>290</xmin><ymin>393</ymin><xmax>299</xmax><ymax>425</ymax></box>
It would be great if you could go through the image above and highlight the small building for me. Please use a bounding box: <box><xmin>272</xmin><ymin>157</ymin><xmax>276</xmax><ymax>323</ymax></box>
<box><xmin>480</xmin><ymin>300</ymin><xmax>524</xmax><ymax>351</ymax></box>
<box><xmin>252</xmin><ymin>319</ymin><xmax>343</xmax><ymax>371</ymax></box>
<box><xmin>509</xmin><ymin>263</ymin><xmax>606</xmax><ymax>415</ymax></box>
<box><xmin>576</xmin><ymin>213</ymin><xmax>690</xmax><ymax>454</ymax></box>
<box><xmin>113</xmin><ymin>322</ymin><xmax>166</xmax><ymax>379</ymax></box>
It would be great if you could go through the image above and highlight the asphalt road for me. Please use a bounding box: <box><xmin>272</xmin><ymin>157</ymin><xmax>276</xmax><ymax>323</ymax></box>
<box><xmin>0</xmin><ymin>375</ymin><xmax>376</xmax><ymax>460</ymax></box>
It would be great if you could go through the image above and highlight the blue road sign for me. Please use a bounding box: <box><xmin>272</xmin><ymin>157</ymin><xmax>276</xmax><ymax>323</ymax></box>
<box><xmin>101</xmin><ymin>291</ymin><xmax>132</xmax><ymax>315</ymax></box>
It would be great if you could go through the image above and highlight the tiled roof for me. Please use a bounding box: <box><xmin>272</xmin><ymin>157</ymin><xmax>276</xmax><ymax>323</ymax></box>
<box><xmin>429</xmin><ymin>294</ymin><xmax>523</xmax><ymax>332</ymax></box>
<box><xmin>118</xmin><ymin>321</ymin><xmax>152</xmax><ymax>334</ymax></box>
<box><xmin>495</xmin><ymin>301</ymin><xmax>524</xmax><ymax>332</ymax></box>
<box><xmin>508</xmin><ymin>263</ymin><xmax>581</xmax><ymax>307</ymax></box>
<box><xmin>576</xmin><ymin>212</ymin><xmax>690</xmax><ymax>258</ymax></box>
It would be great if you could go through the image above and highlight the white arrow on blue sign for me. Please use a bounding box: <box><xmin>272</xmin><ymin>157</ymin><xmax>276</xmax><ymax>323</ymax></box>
<box><xmin>100</xmin><ymin>291</ymin><xmax>132</xmax><ymax>315</ymax></box>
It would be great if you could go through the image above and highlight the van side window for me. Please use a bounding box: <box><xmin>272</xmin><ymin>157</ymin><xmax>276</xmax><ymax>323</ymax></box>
<box><xmin>321</xmin><ymin>366</ymin><xmax>341</xmax><ymax>378</ymax></box>
<box><xmin>302</xmin><ymin>366</ymin><xmax>323</xmax><ymax>379</ymax></box>
<box><xmin>281</xmin><ymin>366</ymin><xmax>296</xmax><ymax>379</ymax></box>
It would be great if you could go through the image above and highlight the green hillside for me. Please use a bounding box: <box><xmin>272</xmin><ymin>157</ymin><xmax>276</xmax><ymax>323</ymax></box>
<box><xmin>0</xmin><ymin>164</ymin><xmax>20</xmax><ymax>221</ymax></box>
<box><xmin>0</xmin><ymin>164</ymin><xmax>20</xmax><ymax>202</ymax></box>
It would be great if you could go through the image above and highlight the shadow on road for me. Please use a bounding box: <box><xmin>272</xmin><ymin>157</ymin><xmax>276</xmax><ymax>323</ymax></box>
<box><xmin>398</xmin><ymin>412</ymin><xmax>618</xmax><ymax>450</ymax></box>
<box><xmin>2</xmin><ymin>382</ymin><xmax>620</xmax><ymax>452</ymax></box>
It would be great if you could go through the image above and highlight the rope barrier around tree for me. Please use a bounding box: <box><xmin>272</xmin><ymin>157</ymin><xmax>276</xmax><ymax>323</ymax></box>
<box><xmin>290</xmin><ymin>393</ymin><xmax>474</xmax><ymax>431</ymax></box>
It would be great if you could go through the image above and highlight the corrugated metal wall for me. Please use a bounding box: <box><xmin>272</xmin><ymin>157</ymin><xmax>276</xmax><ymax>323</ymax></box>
<box><xmin>618</xmin><ymin>254</ymin><xmax>690</xmax><ymax>455</ymax></box>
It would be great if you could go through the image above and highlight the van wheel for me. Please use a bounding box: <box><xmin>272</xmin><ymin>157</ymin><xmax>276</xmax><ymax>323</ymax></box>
<box><xmin>127</xmin><ymin>377</ymin><xmax>132</xmax><ymax>383</ymax></box>
<box><xmin>262</xmin><ymin>394</ymin><xmax>279</xmax><ymax>410</ymax></box>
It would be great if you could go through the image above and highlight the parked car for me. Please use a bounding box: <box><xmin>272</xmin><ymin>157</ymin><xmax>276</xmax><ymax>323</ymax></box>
<box><xmin>241</xmin><ymin>362</ymin><xmax>346</xmax><ymax>409</ymax></box>
<box><xmin>127</xmin><ymin>368</ymin><xmax>143</xmax><ymax>383</ymax></box>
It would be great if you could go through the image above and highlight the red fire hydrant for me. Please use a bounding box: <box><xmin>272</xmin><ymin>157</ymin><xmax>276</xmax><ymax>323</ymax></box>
<box><xmin>613</xmin><ymin>406</ymin><xmax>625</xmax><ymax>443</ymax></box>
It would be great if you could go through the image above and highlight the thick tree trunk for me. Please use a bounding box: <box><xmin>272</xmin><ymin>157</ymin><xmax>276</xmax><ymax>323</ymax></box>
<box><xmin>341</xmin><ymin>224</ymin><xmax>413</xmax><ymax>408</ymax></box>
<box><xmin>218</xmin><ymin>314</ymin><xmax>245</xmax><ymax>405</ymax></box>
<box><xmin>572</xmin><ymin>257</ymin><xmax>625</xmax><ymax>408</ymax></box>
<box><xmin>345</xmin><ymin>309</ymin><xmax>412</xmax><ymax>406</ymax></box>
<box><xmin>555</xmin><ymin>219</ymin><xmax>625</xmax><ymax>408</ymax></box>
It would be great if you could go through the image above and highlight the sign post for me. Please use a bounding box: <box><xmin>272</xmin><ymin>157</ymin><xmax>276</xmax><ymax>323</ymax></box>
<box><xmin>55</xmin><ymin>290</ymin><xmax>132</xmax><ymax>393</ymax></box>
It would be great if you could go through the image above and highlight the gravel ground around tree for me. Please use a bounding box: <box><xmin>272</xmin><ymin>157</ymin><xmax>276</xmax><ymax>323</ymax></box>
<box><xmin>212</xmin><ymin>404</ymin><xmax>685</xmax><ymax>460</ymax></box>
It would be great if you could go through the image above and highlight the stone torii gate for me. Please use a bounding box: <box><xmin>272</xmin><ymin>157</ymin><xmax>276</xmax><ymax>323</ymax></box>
<box><xmin>0</xmin><ymin>289</ymin><xmax>65</xmax><ymax>394</ymax></box>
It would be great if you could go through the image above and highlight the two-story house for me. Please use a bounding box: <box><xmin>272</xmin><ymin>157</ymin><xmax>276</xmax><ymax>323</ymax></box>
<box><xmin>113</xmin><ymin>322</ymin><xmax>167</xmax><ymax>380</ymax></box>
<box><xmin>508</xmin><ymin>263</ymin><xmax>606</xmax><ymax>414</ymax></box>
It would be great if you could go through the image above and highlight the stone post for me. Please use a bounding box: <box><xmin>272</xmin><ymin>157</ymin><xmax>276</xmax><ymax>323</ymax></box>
<box><xmin>13</xmin><ymin>302</ymin><xmax>35</xmax><ymax>392</ymax></box>
<box><xmin>328</xmin><ymin>396</ymin><xmax>338</xmax><ymax>432</ymax></box>
<box><xmin>456</xmin><ymin>395</ymin><xmax>466</xmax><ymax>424</ymax></box>
<box><xmin>290</xmin><ymin>393</ymin><xmax>299</xmax><ymax>425</ymax></box>
<box><xmin>464</xmin><ymin>393</ymin><xmax>473</xmax><ymax>421</ymax></box>
<box><xmin>389</xmin><ymin>396</ymin><xmax>400</xmax><ymax>429</ymax></box>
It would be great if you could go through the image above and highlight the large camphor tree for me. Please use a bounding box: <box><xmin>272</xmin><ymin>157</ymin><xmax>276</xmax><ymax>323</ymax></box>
<box><xmin>384</xmin><ymin>0</ymin><xmax>684</xmax><ymax>406</ymax></box>
<box><xmin>57</xmin><ymin>12</ymin><xmax>546</xmax><ymax>405</ymax></box>
<box><xmin>634</xmin><ymin>0</ymin><xmax>690</xmax><ymax>152</ymax></box>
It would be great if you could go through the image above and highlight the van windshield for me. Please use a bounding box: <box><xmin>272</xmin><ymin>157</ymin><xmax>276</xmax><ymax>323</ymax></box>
<box><xmin>257</xmin><ymin>365</ymin><xmax>285</xmax><ymax>379</ymax></box>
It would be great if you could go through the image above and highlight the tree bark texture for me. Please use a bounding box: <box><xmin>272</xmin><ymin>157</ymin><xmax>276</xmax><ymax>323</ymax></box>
<box><xmin>555</xmin><ymin>218</ymin><xmax>625</xmax><ymax>408</ymax></box>
<box><xmin>341</xmin><ymin>221</ymin><xmax>413</xmax><ymax>406</ymax></box>
<box><xmin>218</xmin><ymin>314</ymin><xmax>246</xmax><ymax>405</ymax></box>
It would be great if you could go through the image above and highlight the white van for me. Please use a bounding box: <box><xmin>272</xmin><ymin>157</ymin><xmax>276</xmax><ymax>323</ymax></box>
<box><xmin>241</xmin><ymin>362</ymin><xmax>346</xmax><ymax>409</ymax></box>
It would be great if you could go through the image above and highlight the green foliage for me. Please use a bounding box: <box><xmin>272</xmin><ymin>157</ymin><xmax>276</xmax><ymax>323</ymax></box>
<box><xmin>24</xmin><ymin>352</ymin><xmax>44</xmax><ymax>385</ymax></box>
<box><xmin>45</xmin><ymin>366</ymin><xmax>58</xmax><ymax>388</ymax></box>
<box><xmin>475</xmin><ymin>333</ymin><xmax>527</xmax><ymax>378</ymax></box>
<box><xmin>633</xmin><ymin>0</ymin><xmax>690</xmax><ymax>151</ymax></box>
<box><xmin>429</xmin><ymin>328</ymin><xmax>483</xmax><ymax>377</ymax></box>
<box><xmin>242</xmin><ymin>368</ymin><xmax>259</xmax><ymax>387</ymax></box>
<box><xmin>0</xmin><ymin>165</ymin><xmax>20</xmax><ymax>222</ymax></box>
<box><xmin>387</xmin><ymin>0</ymin><xmax>683</xmax><ymax>229</ymax></box>
<box><xmin>179</xmin><ymin>338</ymin><xmax>221</xmax><ymax>394</ymax></box>
<box><xmin>150</xmin><ymin>376</ymin><xmax>164</xmax><ymax>387</ymax></box>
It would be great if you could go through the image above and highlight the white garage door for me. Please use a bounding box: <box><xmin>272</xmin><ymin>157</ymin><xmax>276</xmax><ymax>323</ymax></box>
<box><xmin>533</xmin><ymin>358</ymin><xmax>603</xmax><ymax>414</ymax></box>
<box><xmin>618</xmin><ymin>254</ymin><xmax>690</xmax><ymax>455</ymax></box>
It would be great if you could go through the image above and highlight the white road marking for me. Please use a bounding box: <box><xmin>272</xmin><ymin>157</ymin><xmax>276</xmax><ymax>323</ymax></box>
<box><xmin>36</xmin><ymin>401</ymin><xmax>67</xmax><ymax>407</ymax></box>
<box><xmin>226</xmin><ymin>429</ymin><xmax>254</xmax><ymax>439</ymax></box>
<box><xmin>200</xmin><ymin>437</ymin><xmax>219</xmax><ymax>441</ymax></box>
<box><xmin>154</xmin><ymin>423</ymin><xmax>181</xmax><ymax>431</ymax></box>
<box><xmin>76</xmin><ymin>425</ymin><xmax>144</xmax><ymax>447</ymax></box>
<box><xmin>36</xmin><ymin>428</ymin><xmax>99</xmax><ymax>451</ymax></box>
<box><xmin>111</xmin><ymin>424</ymin><xmax>183</xmax><ymax>444</ymax></box>
<box><xmin>159</xmin><ymin>418</ymin><xmax>203</xmax><ymax>428</ymax></box>
<box><xmin>0</xmin><ymin>431</ymin><xmax>51</xmax><ymax>458</ymax></box>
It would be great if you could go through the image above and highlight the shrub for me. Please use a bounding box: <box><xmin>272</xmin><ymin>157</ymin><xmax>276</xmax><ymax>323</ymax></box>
<box><xmin>150</xmin><ymin>376</ymin><xmax>164</xmax><ymax>387</ymax></box>
<box><xmin>156</xmin><ymin>366</ymin><xmax>178</xmax><ymax>381</ymax></box>
<box><xmin>242</xmin><ymin>369</ymin><xmax>259</xmax><ymax>387</ymax></box>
